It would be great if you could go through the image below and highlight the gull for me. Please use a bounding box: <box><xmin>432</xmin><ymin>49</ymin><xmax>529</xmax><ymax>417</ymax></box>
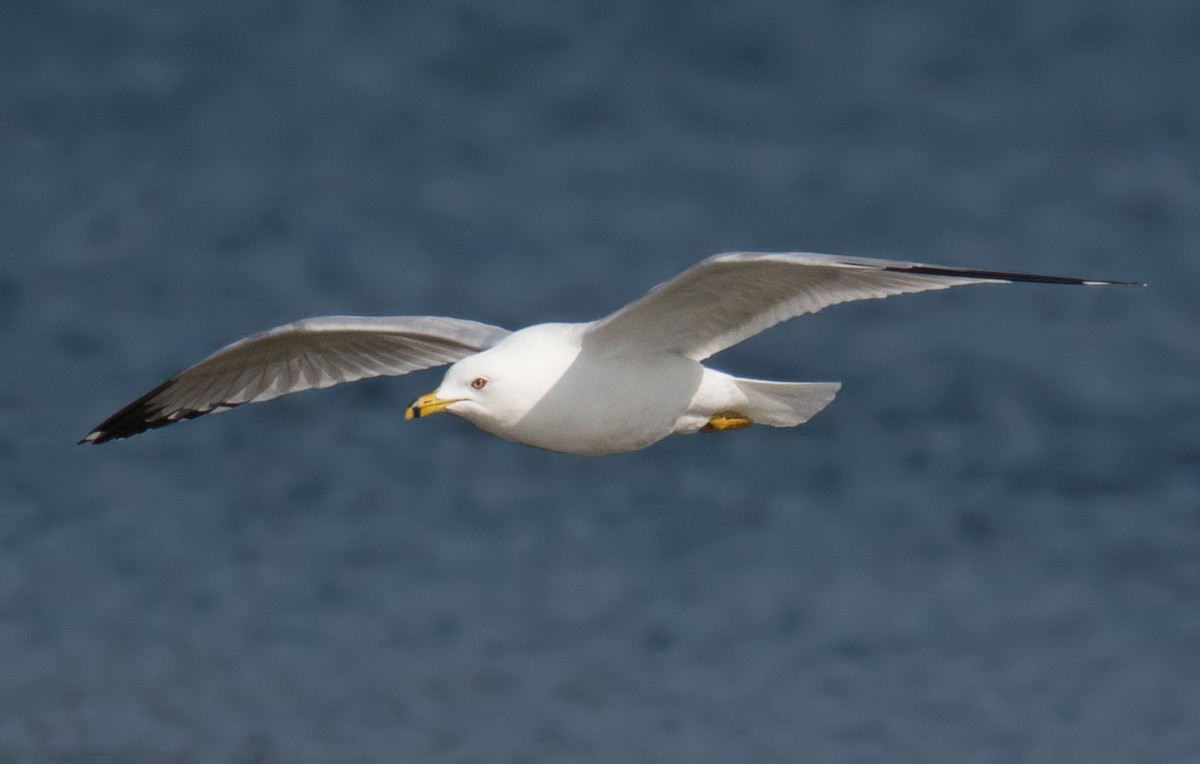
<box><xmin>81</xmin><ymin>252</ymin><xmax>1140</xmax><ymax>454</ymax></box>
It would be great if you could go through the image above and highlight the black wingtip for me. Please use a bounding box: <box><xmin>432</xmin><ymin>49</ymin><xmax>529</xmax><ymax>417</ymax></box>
<box><xmin>79</xmin><ymin>379</ymin><xmax>173</xmax><ymax>445</ymax></box>
<box><xmin>80</xmin><ymin>398</ymin><xmax>243</xmax><ymax>445</ymax></box>
<box><xmin>889</xmin><ymin>263</ymin><xmax>1144</xmax><ymax>288</ymax></box>
<box><xmin>79</xmin><ymin>427</ymin><xmax>131</xmax><ymax>445</ymax></box>
<box><xmin>80</xmin><ymin>374</ymin><xmax>250</xmax><ymax>446</ymax></box>
<box><xmin>79</xmin><ymin>423</ymin><xmax>119</xmax><ymax>445</ymax></box>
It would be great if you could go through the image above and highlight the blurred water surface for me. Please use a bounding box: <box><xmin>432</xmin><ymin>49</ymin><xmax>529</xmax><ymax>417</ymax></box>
<box><xmin>2</xmin><ymin>1</ymin><xmax>1198</xmax><ymax>762</ymax></box>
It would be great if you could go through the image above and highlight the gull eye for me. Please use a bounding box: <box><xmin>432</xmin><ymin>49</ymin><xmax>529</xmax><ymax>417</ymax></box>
<box><xmin>470</xmin><ymin>376</ymin><xmax>489</xmax><ymax>390</ymax></box>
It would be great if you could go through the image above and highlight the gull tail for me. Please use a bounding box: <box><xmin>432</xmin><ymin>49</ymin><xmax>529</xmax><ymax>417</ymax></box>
<box><xmin>733</xmin><ymin>378</ymin><xmax>841</xmax><ymax>427</ymax></box>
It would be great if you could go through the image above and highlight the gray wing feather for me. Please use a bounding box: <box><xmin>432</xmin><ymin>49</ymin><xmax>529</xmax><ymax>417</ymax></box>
<box><xmin>82</xmin><ymin>316</ymin><xmax>510</xmax><ymax>443</ymax></box>
<box><xmin>584</xmin><ymin>252</ymin><xmax>1135</xmax><ymax>360</ymax></box>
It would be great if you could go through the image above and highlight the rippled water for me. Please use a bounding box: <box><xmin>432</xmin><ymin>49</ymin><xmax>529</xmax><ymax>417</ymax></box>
<box><xmin>3</xmin><ymin>1</ymin><xmax>1198</xmax><ymax>761</ymax></box>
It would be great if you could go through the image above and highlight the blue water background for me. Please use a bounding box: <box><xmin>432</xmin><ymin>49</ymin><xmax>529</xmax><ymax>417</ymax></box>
<box><xmin>2</xmin><ymin>1</ymin><xmax>1198</xmax><ymax>761</ymax></box>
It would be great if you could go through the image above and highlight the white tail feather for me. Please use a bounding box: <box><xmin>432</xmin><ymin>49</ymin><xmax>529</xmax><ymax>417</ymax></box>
<box><xmin>733</xmin><ymin>378</ymin><xmax>841</xmax><ymax>427</ymax></box>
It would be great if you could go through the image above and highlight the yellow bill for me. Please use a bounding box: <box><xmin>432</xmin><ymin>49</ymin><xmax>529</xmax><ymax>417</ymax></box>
<box><xmin>405</xmin><ymin>392</ymin><xmax>456</xmax><ymax>420</ymax></box>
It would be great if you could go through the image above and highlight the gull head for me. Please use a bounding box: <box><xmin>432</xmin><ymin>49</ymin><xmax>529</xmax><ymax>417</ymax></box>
<box><xmin>404</xmin><ymin>323</ymin><xmax>583</xmax><ymax>432</ymax></box>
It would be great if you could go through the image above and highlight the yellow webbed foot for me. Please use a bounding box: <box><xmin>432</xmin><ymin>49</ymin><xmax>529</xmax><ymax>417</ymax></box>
<box><xmin>700</xmin><ymin>410</ymin><xmax>754</xmax><ymax>433</ymax></box>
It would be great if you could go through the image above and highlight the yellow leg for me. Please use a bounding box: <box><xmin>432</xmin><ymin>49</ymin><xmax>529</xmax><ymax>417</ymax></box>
<box><xmin>700</xmin><ymin>410</ymin><xmax>754</xmax><ymax>433</ymax></box>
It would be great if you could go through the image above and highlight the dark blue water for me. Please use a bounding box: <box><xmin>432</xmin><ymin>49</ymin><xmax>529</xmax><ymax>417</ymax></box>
<box><xmin>3</xmin><ymin>1</ymin><xmax>1198</xmax><ymax>761</ymax></box>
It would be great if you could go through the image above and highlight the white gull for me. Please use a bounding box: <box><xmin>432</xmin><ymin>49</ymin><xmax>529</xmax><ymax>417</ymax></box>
<box><xmin>81</xmin><ymin>252</ymin><xmax>1140</xmax><ymax>454</ymax></box>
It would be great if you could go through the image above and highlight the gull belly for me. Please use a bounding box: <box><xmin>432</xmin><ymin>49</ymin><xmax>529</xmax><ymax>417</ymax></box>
<box><xmin>471</xmin><ymin>346</ymin><xmax>705</xmax><ymax>455</ymax></box>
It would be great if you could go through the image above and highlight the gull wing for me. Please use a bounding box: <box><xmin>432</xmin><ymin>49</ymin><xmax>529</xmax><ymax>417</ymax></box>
<box><xmin>584</xmin><ymin>252</ymin><xmax>1139</xmax><ymax>360</ymax></box>
<box><xmin>81</xmin><ymin>316</ymin><xmax>510</xmax><ymax>443</ymax></box>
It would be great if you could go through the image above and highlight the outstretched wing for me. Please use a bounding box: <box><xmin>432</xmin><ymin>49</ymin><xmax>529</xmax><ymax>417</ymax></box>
<box><xmin>584</xmin><ymin>252</ymin><xmax>1139</xmax><ymax>360</ymax></box>
<box><xmin>81</xmin><ymin>316</ymin><xmax>510</xmax><ymax>443</ymax></box>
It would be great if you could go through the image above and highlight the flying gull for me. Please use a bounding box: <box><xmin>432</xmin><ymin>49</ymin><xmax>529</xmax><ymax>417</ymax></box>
<box><xmin>81</xmin><ymin>252</ymin><xmax>1141</xmax><ymax>454</ymax></box>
